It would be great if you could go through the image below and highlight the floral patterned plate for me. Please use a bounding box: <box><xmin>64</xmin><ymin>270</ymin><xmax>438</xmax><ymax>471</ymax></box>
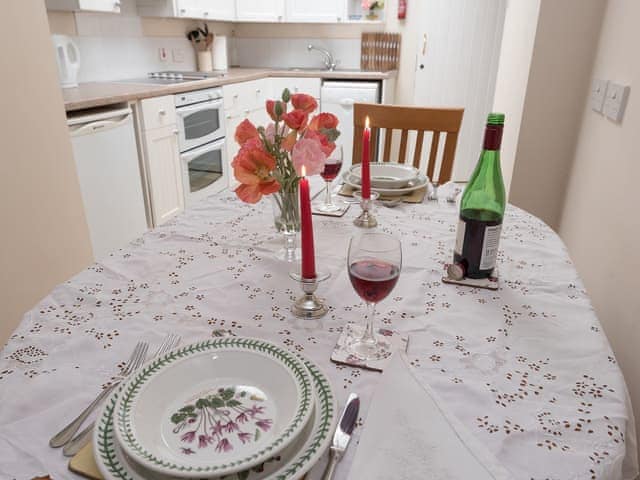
<box><xmin>94</xmin><ymin>355</ymin><xmax>337</xmax><ymax>480</ymax></box>
<box><xmin>113</xmin><ymin>338</ymin><xmax>315</xmax><ymax>478</ymax></box>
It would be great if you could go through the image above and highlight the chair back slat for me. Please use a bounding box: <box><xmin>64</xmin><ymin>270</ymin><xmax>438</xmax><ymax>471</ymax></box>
<box><xmin>352</xmin><ymin>103</ymin><xmax>464</xmax><ymax>183</ymax></box>
<box><xmin>427</xmin><ymin>131</ymin><xmax>440</xmax><ymax>180</ymax></box>
<box><xmin>413</xmin><ymin>130</ymin><xmax>425</xmax><ymax>169</ymax></box>
<box><xmin>383</xmin><ymin>128</ymin><xmax>393</xmax><ymax>162</ymax></box>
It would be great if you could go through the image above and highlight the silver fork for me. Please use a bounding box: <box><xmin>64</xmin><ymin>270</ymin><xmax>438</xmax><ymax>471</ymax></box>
<box><xmin>49</xmin><ymin>341</ymin><xmax>149</xmax><ymax>448</ymax></box>
<box><xmin>61</xmin><ymin>334</ymin><xmax>181</xmax><ymax>456</ymax></box>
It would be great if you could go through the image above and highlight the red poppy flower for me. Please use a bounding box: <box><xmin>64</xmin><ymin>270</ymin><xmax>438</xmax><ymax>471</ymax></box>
<box><xmin>291</xmin><ymin>93</ymin><xmax>318</xmax><ymax>114</ymax></box>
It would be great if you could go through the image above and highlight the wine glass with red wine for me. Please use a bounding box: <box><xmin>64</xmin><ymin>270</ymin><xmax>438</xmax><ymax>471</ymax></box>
<box><xmin>347</xmin><ymin>232</ymin><xmax>402</xmax><ymax>360</ymax></box>
<box><xmin>317</xmin><ymin>145</ymin><xmax>343</xmax><ymax>213</ymax></box>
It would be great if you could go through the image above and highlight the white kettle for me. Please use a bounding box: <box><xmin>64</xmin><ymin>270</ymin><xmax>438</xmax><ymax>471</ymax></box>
<box><xmin>51</xmin><ymin>34</ymin><xmax>80</xmax><ymax>88</ymax></box>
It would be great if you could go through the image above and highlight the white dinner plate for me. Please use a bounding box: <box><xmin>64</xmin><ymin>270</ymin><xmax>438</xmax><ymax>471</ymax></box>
<box><xmin>343</xmin><ymin>171</ymin><xmax>429</xmax><ymax>196</ymax></box>
<box><xmin>349</xmin><ymin>162</ymin><xmax>419</xmax><ymax>189</ymax></box>
<box><xmin>94</xmin><ymin>356</ymin><xmax>337</xmax><ymax>480</ymax></box>
<box><xmin>113</xmin><ymin>338</ymin><xmax>315</xmax><ymax>478</ymax></box>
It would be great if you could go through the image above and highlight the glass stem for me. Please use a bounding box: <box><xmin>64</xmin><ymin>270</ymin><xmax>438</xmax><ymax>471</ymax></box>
<box><xmin>360</xmin><ymin>301</ymin><xmax>377</xmax><ymax>346</ymax></box>
<box><xmin>324</xmin><ymin>180</ymin><xmax>333</xmax><ymax>207</ymax></box>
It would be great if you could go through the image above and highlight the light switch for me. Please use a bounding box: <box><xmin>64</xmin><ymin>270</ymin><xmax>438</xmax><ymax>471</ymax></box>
<box><xmin>603</xmin><ymin>82</ymin><xmax>630</xmax><ymax>123</ymax></box>
<box><xmin>590</xmin><ymin>78</ymin><xmax>608</xmax><ymax>113</ymax></box>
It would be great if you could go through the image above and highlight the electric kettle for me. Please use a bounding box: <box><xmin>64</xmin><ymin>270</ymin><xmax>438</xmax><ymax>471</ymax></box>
<box><xmin>51</xmin><ymin>34</ymin><xmax>80</xmax><ymax>88</ymax></box>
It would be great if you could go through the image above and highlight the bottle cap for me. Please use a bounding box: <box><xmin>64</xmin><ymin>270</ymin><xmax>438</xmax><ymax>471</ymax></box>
<box><xmin>447</xmin><ymin>263</ymin><xmax>465</xmax><ymax>281</ymax></box>
<box><xmin>487</xmin><ymin>113</ymin><xmax>505</xmax><ymax>125</ymax></box>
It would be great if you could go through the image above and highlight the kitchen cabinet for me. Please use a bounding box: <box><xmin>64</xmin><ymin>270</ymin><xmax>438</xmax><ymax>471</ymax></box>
<box><xmin>269</xmin><ymin>77</ymin><xmax>321</xmax><ymax>100</ymax></box>
<box><xmin>285</xmin><ymin>0</ymin><xmax>345</xmax><ymax>23</ymax></box>
<box><xmin>46</xmin><ymin>0</ymin><xmax>121</xmax><ymax>13</ymax></box>
<box><xmin>236</xmin><ymin>0</ymin><xmax>285</xmax><ymax>22</ymax></box>
<box><xmin>139</xmin><ymin>96</ymin><xmax>184</xmax><ymax>226</ymax></box>
<box><xmin>136</xmin><ymin>0</ymin><xmax>235</xmax><ymax>21</ymax></box>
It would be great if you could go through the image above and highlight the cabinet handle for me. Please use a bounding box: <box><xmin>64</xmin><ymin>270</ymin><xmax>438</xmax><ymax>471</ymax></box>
<box><xmin>203</xmin><ymin>11</ymin><xmax>209</xmax><ymax>16</ymax></box>
<box><xmin>226</xmin><ymin>114</ymin><xmax>231</xmax><ymax>119</ymax></box>
<box><xmin>337</xmin><ymin>16</ymin><xmax>341</xmax><ymax>21</ymax></box>
<box><xmin>278</xmin><ymin>15</ymin><xmax>283</xmax><ymax>21</ymax></box>
<box><xmin>244</xmin><ymin>109</ymin><xmax>250</xmax><ymax>115</ymax></box>
<box><xmin>114</xmin><ymin>1</ymin><xmax>121</xmax><ymax>7</ymax></box>
<box><xmin>180</xmin><ymin>9</ymin><xmax>186</xmax><ymax>14</ymax></box>
<box><xmin>173</xmin><ymin>129</ymin><xmax>179</xmax><ymax>135</ymax></box>
<box><xmin>233</xmin><ymin>93</ymin><xmax>239</xmax><ymax>98</ymax></box>
<box><xmin>159</xmin><ymin>109</ymin><xmax>166</xmax><ymax>116</ymax></box>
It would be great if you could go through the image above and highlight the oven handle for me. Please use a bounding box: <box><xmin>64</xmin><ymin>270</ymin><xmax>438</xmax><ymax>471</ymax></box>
<box><xmin>175</xmin><ymin>98</ymin><xmax>224</xmax><ymax>117</ymax></box>
<box><xmin>180</xmin><ymin>137</ymin><xmax>226</xmax><ymax>162</ymax></box>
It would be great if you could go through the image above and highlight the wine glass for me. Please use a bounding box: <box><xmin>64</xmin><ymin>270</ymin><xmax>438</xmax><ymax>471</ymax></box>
<box><xmin>316</xmin><ymin>145</ymin><xmax>344</xmax><ymax>213</ymax></box>
<box><xmin>347</xmin><ymin>232</ymin><xmax>402</xmax><ymax>360</ymax></box>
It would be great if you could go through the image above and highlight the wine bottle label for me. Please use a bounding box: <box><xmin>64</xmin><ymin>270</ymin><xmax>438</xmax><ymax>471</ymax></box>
<box><xmin>454</xmin><ymin>219</ymin><xmax>465</xmax><ymax>255</ymax></box>
<box><xmin>480</xmin><ymin>224</ymin><xmax>502</xmax><ymax>270</ymax></box>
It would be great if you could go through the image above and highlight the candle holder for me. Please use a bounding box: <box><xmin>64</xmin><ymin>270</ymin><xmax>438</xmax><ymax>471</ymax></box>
<box><xmin>353</xmin><ymin>191</ymin><xmax>380</xmax><ymax>228</ymax></box>
<box><xmin>289</xmin><ymin>271</ymin><xmax>331</xmax><ymax>319</ymax></box>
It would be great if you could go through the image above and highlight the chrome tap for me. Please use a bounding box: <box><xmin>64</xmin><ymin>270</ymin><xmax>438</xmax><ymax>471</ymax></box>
<box><xmin>307</xmin><ymin>44</ymin><xmax>337</xmax><ymax>71</ymax></box>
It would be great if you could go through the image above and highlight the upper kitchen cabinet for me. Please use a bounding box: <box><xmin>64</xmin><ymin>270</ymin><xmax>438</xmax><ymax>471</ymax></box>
<box><xmin>137</xmin><ymin>0</ymin><xmax>236</xmax><ymax>21</ymax></box>
<box><xmin>236</xmin><ymin>0</ymin><xmax>285</xmax><ymax>22</ymax></box>
<box><xmin>45</xmin><ymin>0</ymin><xmax>122</xmax><ymax>13</ymax></box>
<box><xmin>285</xmin><ymin>0</ymin><xmax>346</xmax><ymax>23</ymax></box>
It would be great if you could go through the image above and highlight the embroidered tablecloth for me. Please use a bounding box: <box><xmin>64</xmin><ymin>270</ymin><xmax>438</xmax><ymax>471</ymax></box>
<box><xmin>0</xmin><ymin>193</ymin><xmax>637</xmax><ymax>480</ymax></box>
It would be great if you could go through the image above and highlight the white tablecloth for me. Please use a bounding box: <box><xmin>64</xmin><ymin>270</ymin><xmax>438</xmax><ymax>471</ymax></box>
<box><xmin>0</xmin><ymin>192</ymin><xmax>637</xmax><ymax>480</ymax></box>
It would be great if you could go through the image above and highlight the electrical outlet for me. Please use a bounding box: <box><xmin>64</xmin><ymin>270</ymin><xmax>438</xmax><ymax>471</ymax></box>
<box><xmin>603</xmin><ymin>82</ymin><xmax>630</xmax><ymax>123</ymax></box>
<box><xmin>172</xmin><ymin>48</ymin><xmax>185</xmax><ymax>63</ymax></box>
<box><xmin>590</xmin><ymin>78</ymin><xmax>608</xmax><ymax>113</ymax></box>
<box><xmin>158</xmin><ymin>47</ymin><xmax>168</xmax><ymax>63</ymax></box>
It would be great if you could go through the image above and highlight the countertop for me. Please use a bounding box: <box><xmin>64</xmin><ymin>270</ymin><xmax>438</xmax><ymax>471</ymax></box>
<box><xmin>62</xmin><ymin>67</ymin><xmax>397</xmax><ymax>112</ymax></box>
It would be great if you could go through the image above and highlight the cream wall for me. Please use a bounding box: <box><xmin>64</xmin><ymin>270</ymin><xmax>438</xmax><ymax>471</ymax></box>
<box><xmin>558</xmin><ymin>0</ymin><xmax>640</xmax><ymax>452</ymax></box>
<box><xmin>508</xmin><ymin>0</ymin><xmax>606</xmax><ymax>230</ymax></box>
<box><xmin>0</xmin><ymin>1</ymin><xmax>93</xmax><ymax>345</ymax></box>
<box><xmin>491</xmin><ymin>0</ymin><xmax>540</xmax><ymax>194</ymax></box>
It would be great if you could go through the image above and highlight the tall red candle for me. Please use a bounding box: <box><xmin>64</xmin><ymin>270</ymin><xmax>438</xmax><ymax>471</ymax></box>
<box><xmin>361</xmin><ymin>116</ymin><xmax>371</xmax><ymax>199</ymax></box>
<box><xmin>299</xmin><ymin>166</ymin><xmax>316</xmax><ymax>279</ymax></box>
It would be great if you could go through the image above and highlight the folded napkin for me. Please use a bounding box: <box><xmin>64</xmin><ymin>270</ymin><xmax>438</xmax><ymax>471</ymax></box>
<box><xmin>348</xmin><ymin>353</ymin><xmax>512</xmax><ymax>480</ymax></box>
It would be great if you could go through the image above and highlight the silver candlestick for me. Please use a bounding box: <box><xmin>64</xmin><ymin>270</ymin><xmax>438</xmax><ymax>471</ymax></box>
<box><xmin>289</xmin><ymin>271</ymin><xmax>331</xmax><ymax>319</ymax></box>
<box><xmin>353</xmin><ymin>190</ymin><xmax>379</xmax><ymax>228</ymax></box>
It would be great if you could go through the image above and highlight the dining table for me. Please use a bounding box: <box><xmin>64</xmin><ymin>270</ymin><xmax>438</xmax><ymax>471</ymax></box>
<box><xmin>0</xmin><ymin>186</ymin><xmax>638</xmax><ymax>480</ymax></box>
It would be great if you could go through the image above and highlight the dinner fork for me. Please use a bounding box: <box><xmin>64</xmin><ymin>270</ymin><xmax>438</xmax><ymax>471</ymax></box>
<box><xmin>49</xmin><ymin>341</ymin><xmax>149</xmax><ymax>448</ymax></box>
<box><xmin>61</xmin><ymin>334</ymin><xmax>181</xmax><ymax>456</ymax></box>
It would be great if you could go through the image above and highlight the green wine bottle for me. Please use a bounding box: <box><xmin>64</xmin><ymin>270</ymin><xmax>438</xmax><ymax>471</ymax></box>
<box><xmin>451</xmin><ymin>113</ymin><xmax>506</xmax><ymax>279</ymax></box>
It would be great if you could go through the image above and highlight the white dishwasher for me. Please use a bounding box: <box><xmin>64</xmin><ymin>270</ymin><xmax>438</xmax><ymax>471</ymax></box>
<box><xmin>320</xmin><ymin>81</ymin><xmax>380</xmax><ymax>168</ymax></box>
<box><xmin>68</xmin><ymin>107</ymin><xmax>148</xmax><ymax>261</ymax></box>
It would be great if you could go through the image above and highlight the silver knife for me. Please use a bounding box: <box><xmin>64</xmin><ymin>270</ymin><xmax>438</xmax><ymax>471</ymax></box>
<box><xmin>322</xmin><ymin>393</ymin><xmax>360</xmax><ymax>480</ymax></box>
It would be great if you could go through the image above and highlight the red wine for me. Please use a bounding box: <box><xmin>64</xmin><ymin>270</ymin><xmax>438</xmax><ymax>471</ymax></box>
<box><xmin>320</xmin><ymin>161</ymin><xmax>342</xmax><ymax>181</ymax></box>
<box><xmin>453</xmin><ymin>209</ymin><xmax>501</xmax><ymax>279</ymax></box>
<box><xmin>349</xmin><ymin>260</ymin><xmax>400</xmax><ymax>303</ymax></box>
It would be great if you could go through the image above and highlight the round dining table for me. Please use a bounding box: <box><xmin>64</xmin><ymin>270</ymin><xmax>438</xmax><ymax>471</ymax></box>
<box><xmin>0</xmin><ymin>190</ymin><xmax>637</xmax><ymax>480</ymax></box>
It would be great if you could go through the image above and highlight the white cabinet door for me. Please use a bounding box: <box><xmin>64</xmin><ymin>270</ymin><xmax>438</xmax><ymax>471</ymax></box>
<box><xmin>174</xmin><ymin>0</ymin><xmax>201</xmax><ymax>18</ymax></box>
<box><xmin>285</xmin><ymin>0</ymin><xmax>345</xmax><ymax>22</ymax></box>
<box><xmin>204</xmin><ymin>0</ymin><xmax>236</xmax><ymax>20</ymax></box>
<box><xmin>237</xmin><ymin>0</ymin><xmax>285</xmax><ymax>22</ymax></box>
<box><xmin>225</xmin><ymin>111</ymin><xmax>250</xmax><ymax>190</ymax></box>
<box><xmin>143</xmin><ymin>125</ymin><xmax>184</xmax><ymax>226</ymax></box>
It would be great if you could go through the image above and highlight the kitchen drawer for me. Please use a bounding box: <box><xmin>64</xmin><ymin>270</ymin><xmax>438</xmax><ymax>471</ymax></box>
<box><xmin>223</xmin><ymin>79</ymin><xmax>268</xmax><ymax>116</ymax></box>
<box><xmin>140</xmin><ymin>95</ymin><xmax>176</xmax><ymax>131</ymax></box>
<box><xmin>270</xmin><ymin>77</ymin><xmax>321</xmax><ymax>100</ymax></box>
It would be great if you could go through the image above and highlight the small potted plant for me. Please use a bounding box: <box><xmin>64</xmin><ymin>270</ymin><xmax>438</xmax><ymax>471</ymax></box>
<box><xmin>362</xmin><ymin>0</ymin><xmax>384</xmax><ymax>20</ymax></box>
<box><xmin>187</xmin><ymin>24</ymin><xmax>214</xmax><ymax>72</ymax></box>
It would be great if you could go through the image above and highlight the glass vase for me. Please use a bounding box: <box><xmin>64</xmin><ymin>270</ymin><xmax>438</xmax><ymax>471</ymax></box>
<box><xmin>270</xmin><ymin>183</ymin><xmax>300</xmax><ymax>262</ymax></box>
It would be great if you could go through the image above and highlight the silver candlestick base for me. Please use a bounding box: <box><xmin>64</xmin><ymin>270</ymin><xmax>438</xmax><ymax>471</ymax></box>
<box><xmin>353</xmin><ymin>191</ymin><xmax>380</xmax><ymax>228</ymax></box>
<box><xmin>289</xmin><ymin>271</ymin><xmax>331</xmax><ymax>319</ymax></box>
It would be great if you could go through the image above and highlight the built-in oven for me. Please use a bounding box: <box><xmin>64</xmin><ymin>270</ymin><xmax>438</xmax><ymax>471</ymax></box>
<box><xmin>180</xmin><ymin>137</ymin><xmax>228</xmax><ymax>206</ymax></box>
<box><xmin>175</xmin><ymin>88</ymin><xmax>225</xmax><ymax>153</ymax></box>
<box><xmin>175</xmin><ymin>87</ymin><xmax>227</xmax><ymax>205</ymax></box>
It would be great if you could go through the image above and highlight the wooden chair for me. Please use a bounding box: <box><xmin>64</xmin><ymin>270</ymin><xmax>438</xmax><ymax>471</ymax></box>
<box><xmin>352</xmin><ymin>103</ymin><xmax>464</xmax><ymax>184</ymax></box>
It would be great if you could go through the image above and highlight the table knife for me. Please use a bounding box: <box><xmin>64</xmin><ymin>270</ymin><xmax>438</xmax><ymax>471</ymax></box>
<box><xmin>322</xmin><ymin>392</ymin><xmax>360</xmax><ymax>480</ymax></box>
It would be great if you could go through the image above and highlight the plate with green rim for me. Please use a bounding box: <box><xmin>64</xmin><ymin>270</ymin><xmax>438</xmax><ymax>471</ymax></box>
<box><xmin>94</xmin><ymin>354</ymin><xmax>337</xmax><ymax>480</ymax></box>
<box><xmin>112</xmin><ymin>338</ymin><xmax>315</xmax><ymax>478</ymax></box>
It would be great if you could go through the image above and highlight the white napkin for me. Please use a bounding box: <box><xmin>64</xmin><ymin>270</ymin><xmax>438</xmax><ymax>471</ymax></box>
<box><xmin>347</xmin><ymin>353</ymin><xmax>512</xmax><ymax>480</ymax></box>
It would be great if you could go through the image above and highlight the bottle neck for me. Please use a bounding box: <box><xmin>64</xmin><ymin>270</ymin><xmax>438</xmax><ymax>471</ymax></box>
<box><xmin>483</xmin><ymin>124</ymin><xmax>503</xmax><ymax>150</ymax></box>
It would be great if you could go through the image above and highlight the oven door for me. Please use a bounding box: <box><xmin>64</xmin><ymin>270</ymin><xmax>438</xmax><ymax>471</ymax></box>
<box><xmin>180</xmin><ymin>138</ymin><xmax>228</xmax><ymax>206</ymax></box>
<box><xmin>175</xmin><ymin>98</ymin><xmax>225</xmax><ymax>152</ymax></box>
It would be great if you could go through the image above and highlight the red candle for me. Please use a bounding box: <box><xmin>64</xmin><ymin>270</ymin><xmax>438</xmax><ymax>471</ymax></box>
<box><xmin>299</xmin><ymin>166</ymin><xmax>316</xmax><ymax>279</ymax></box>
<box><xmin>361</xmin><ymin>116</ymin><xmax>371</xmax><ymax>199</ymax></box>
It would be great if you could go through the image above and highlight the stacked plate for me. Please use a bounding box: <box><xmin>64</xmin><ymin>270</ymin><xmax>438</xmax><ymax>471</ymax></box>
<box><xmin>93</xmin><ymin>337</ymin><xmax>337</xmax><ymax>480</ymax></box>
<box><xmin>343</xmin><ymin>162</ymin><xmax>428</xmax><ymax>196</ymax></box>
